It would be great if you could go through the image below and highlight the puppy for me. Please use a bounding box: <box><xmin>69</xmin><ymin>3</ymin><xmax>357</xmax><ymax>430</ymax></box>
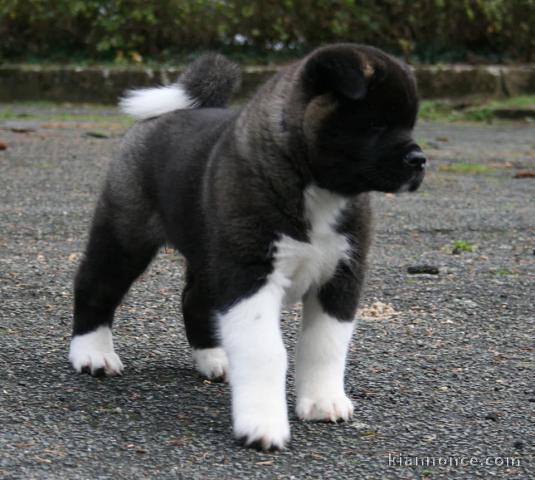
<box><xmin>69</xmin><ymin>44</ymin><xmax>426</xmax><ymax>450</ymax></box>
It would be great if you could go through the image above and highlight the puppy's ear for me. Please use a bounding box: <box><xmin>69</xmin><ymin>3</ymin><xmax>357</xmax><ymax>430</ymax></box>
<box><xmin>302</xmin><ymin>47</ymin><xmax>372</xmax><ymax>100</ymax></box>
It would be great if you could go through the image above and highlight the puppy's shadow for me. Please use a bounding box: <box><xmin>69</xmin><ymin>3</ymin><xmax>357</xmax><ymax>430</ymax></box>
<box><xmin>94</xmin><ymin>361</ymin><xmax>232</xmax><ymax>437</ymax></box>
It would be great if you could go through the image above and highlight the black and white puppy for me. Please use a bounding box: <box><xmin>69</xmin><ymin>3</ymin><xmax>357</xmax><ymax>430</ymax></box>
<box><xmin>69</xmin><ymin>44</ymin><xmax>426</xmax><ymax>450</ymax></box>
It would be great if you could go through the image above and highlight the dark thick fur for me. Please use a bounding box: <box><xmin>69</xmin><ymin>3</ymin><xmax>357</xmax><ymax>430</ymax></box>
<box><xmin>72</xmin><ymin>45</ymin><xmax>425</xmax><ymax>447</ymax></box>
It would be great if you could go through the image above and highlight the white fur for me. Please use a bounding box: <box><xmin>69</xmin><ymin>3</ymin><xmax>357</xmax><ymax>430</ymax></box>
<box><xmin>119</xmin><ymin>84</ymin><xmax>197</xmax><ymax>120</ymax></box>
<box><xmin>217</xmin><ymin>186</ymin><xmax>352</xmax><ymax>447</ymax></box>
<box><xmin>69</xmin><ymin>326</ymin><xmax>124</xmax><ymax>376</ymax></box>
<box><xmin>192</xmin><ymin>347</ymin><xmax>229</xmax><ymax>380</ymax></box>
<box><xmin>295</xmin><ymin>295</ymin><xmax>354</xmax><ymax>421</ymax></box>
<box><xmin>274</xmin><ymin>185</ymin><xmax>350</xmax><ymax>306</ymax></box>
<box><xmin>219</xmin><ymin>273</ymin><xmax>290</xmax><ymax>450</ymax></box>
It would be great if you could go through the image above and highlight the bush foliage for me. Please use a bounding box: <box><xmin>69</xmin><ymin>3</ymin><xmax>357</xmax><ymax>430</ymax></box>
<box><xmin>1</xmin><ymin>0</ymin><xmax>533</xmax><ymax>63</ymax></box>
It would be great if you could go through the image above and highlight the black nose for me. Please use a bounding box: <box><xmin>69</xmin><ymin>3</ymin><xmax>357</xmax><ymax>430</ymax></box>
<box><xmin>404</xmin><ymin>150</ymin><xmax>427</xmax><ymax>169</ymax></box>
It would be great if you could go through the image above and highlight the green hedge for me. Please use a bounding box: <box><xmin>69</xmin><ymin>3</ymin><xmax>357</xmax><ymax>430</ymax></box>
<box><xmin>1</xmin><ymin>0</ymin><xmax>533</xmax><ymax>63</ymax></box>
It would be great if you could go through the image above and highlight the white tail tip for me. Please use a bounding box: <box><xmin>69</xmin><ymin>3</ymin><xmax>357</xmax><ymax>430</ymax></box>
<box><xmin>119</xmin><ymin>84</ymin><xmax>197</xmax><ymax>120</ymax></box>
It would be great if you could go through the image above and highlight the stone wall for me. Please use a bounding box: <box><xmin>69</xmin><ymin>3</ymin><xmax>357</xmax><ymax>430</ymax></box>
<box><xmin>0</xmin><ymin>64</ymin><xmax>533</xmax><ymax>104</ymax></box>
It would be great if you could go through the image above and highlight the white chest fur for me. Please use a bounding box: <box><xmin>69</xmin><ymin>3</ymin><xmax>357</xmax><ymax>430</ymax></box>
<box><xmin>272</xmin><ymin>186</ymin><xmax>350</xmax><ymax>306</ymax></box>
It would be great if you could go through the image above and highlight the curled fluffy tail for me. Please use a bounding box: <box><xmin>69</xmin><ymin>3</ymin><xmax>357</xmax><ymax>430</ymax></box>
<box><xmin>119</xmin><ymin>54</ymin><xmax>241</xmax><ymax>120</ymax></box>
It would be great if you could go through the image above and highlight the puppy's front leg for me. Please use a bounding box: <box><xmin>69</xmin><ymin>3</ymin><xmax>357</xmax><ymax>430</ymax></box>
<box><xmin>219</xmin><ymin>277</ymin><xmax>289</xmax><ymax>450</ymax></box>
<box><xmin>295</xmin><ymin>293</ymin><xmax>355</xmax><ymax>422</ymax></box>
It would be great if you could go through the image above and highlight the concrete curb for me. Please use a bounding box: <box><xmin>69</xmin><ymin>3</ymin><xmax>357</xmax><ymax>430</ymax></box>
<box><xmin>0</xmin><ymin>64</ymin><xmax>534</xmax><ymax>104</ymax></box>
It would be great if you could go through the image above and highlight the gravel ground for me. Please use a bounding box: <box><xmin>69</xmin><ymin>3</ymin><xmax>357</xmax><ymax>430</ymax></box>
<box><xmin>0</xmin><ymin>105</ymin><xmax>534</xmax><ymax>479</ymax></box>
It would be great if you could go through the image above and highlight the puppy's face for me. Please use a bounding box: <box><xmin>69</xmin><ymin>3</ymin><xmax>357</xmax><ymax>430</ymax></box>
<box><xmin>301</xmin><ymin>44</ymin><xmax>426</xmax><ymax>196</ymax></box>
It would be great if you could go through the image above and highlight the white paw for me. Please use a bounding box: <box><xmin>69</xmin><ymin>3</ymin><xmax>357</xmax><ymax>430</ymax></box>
<box><xmin>69</xmin><ymin>326</ymin><xmax>124</xmax><ymax>376</ymax></box>
<box><xmin>234</xmin><ymin>409</ymin><xmax>290</xmax><ymax>450</ymax></box>
<box><xmin>192</xmin><ymin>347</ymin><xmax>228</xmax><ymax>381</ymax></box>
<box><xmin>296</xmin><ymin>393</ymin><xmax>354</xmax><ymax>422</ymax></box>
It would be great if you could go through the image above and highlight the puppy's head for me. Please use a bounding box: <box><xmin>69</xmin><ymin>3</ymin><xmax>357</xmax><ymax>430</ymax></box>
<box><xmin>298</xmin><ymin>44</ymin><xmax>425</xmax><ymax>196</ymax></box>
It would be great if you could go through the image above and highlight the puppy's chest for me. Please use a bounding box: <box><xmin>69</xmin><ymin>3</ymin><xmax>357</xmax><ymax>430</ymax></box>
<box><xmin>272</xmin><ymin>187</ymin><xmax>351</xmax><ymax>305</ymax></box>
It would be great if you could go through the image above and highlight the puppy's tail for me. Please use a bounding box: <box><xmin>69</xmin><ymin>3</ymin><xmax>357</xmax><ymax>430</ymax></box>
<box><xmin>119</xmin><ymin>54</ymin><xmax>241</xmax><ymax>120</ymax></box>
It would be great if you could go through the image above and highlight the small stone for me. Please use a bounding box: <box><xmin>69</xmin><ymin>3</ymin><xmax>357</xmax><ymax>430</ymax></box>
<box><xmin>3</xmin><ymin>120</ymin><xmax>38</xmax><ymax>133</ymax></box>
<box><xmin>513</xmin><ymin>440</ymin><xmax>524</xmax><ymax>450</ymax></box>
<box><xmin>84</xmin><ymin>131</ymin><xmax>110</xmax><ymax>139</ymax></box>
<box><xmin>407</xmin><ymin>265</ymin><xmax>440</xmax><ymax>275</ymax></box>
<box><xmin>462</xmin><ymin>299</ymin><xmax>479</xmax><ymax>308</ymax></box>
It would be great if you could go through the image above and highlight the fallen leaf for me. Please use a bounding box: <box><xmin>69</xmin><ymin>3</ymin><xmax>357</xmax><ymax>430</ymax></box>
<box><xmin>0</xmin><ymin>141</ymin><xmax>7</xmax><ymax>150</ymax></box>
<box><xmin>43</xmin><ymin>448</ymin><xmax>66</xmax><ymax>457</ymax></box>
<box><xmin>359</xmin><ymin>301</ymin><xmax>399</xmax><ymax>320</ymax></box>
<box><xmin>68</xmin><ymin>252</ymin><xmax>81</xmax><ymax>263</ymax></box>
<box><xmin>167</xmin><ymin>437</ymin><xmax>188</xmax><ymax>446</ymax></box>
<box><xmin>14</xmin><ymin>442</ymin><xmax>34</xmax><ymax>448</ymax></box>
<box><xmin>514</xmin><ymin>171</ymin><xmax>535</xmax><ymax>178</ymax></box>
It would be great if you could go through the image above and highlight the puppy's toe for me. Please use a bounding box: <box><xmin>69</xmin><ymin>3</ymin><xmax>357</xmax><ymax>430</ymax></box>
<box><xmin>71</xmin><ymin>351</ymin><xmax>124</xmax><ymax>377</ymax></box>
<box><xmin>192</xmin><ymin>347</ymin><xmax>229</xmax><ymax>382</ymax></box>
<box><xmin>296</xmin><ymin>394</ymin><xmax>354</xmax><ymax>422</ymax></box>
<box><xmin>101</xmin><ymin>352</ymin><xmax>124</xmax><ymax>376</ymax></box>
<box><xmin>234</xmin><ymin>415</ymin><xmax>290</xmax><ymax>451</ymax></box>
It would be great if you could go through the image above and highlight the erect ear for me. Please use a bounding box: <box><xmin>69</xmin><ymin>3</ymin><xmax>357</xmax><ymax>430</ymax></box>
<box><xmin>302</xmin><ymin>46</ymin><xmax>373</xmax><ymax>100</ymax></box>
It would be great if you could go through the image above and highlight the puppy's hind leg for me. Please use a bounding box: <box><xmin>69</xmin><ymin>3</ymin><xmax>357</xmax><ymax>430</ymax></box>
<box><xmin>182</xmin><ymin>269</ymin><xmax>228</xmax><ymax>381</ymax></box>
<box><xmin>70</xmin><ymin>199</ymin><xmax>161</xmax><ymax>377</ymax></box>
